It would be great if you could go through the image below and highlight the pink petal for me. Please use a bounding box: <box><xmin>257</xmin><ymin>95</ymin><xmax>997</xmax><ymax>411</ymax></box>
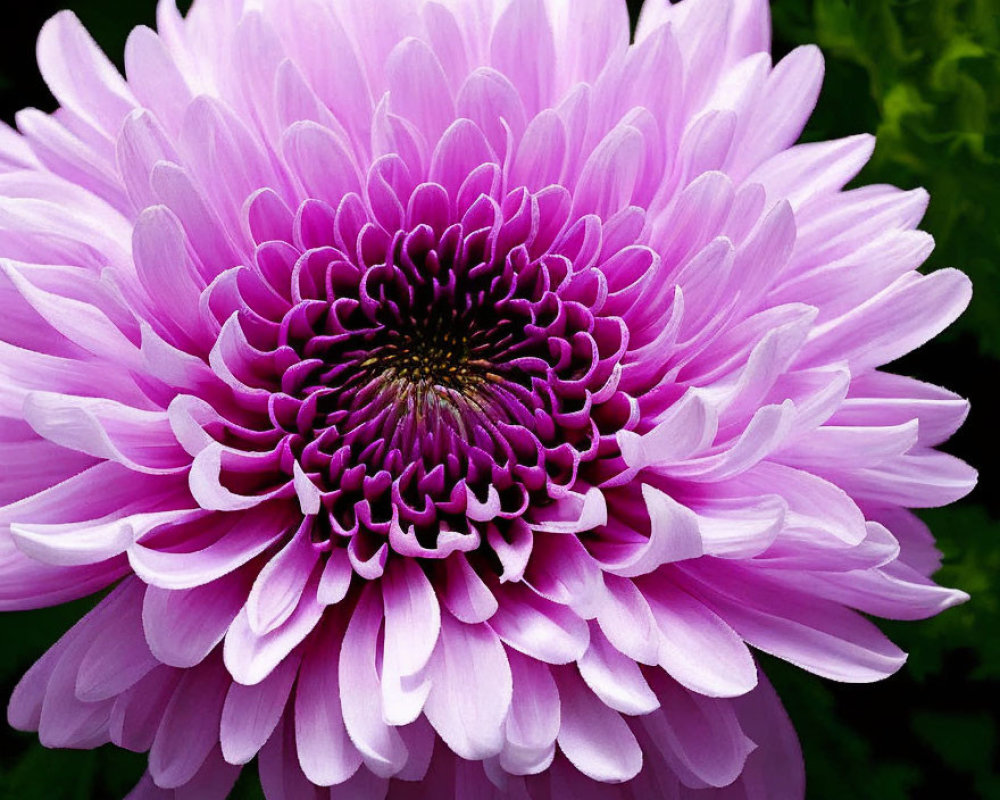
<box><xmin>115</xmin><ymin>109</ymin><xmax>181</xmax><ymax>212</ymax></box>
<box><xmin>523</xmin><ymin>532</ymin><xmax>607</xmax><ymax>618</ymax></box>
<box><xmin>640</xmin><ymin>670</ymin><xmax>755</xmax><ymax>789</ymax></box>
<box><xmin>133</xmin><ymin>205</ymin><xmax>209</xmax><ymax>349</ymax></box>
<box><xmin>318</xmin><ymin>547</ymin><xmax>353</xmax><ymax>605</ymax></box>
<box><xmin>246</xmin><ymin>521</ymin><xmax>321</xmax><ymax>635</ymax></box>
<box><xmin>143</xmin><ymin>571</ymin><xmax>248</xmax><ymax>668</ymax></box>
<box><xmin>640</xmin><ymin>576</ymin><xmax>758</xmax><ymax>698</ymax></box>
<box><xmin>149</xmin><ymin>657</ymin><xmax>230</xmax><ymax>789</ymax></box>
<box><xmin>835</xmin><ymin>371</ymin><xmax>969</xmax><ymax>448</ymax></box>
<box><xmin>0</xmin><ymin>262</ymin><xmax>140</xmax><ymax>368</ymax></box>
<box><xmin>440</xmin><ymin>553</ymin><xmax>498</xmax><ymax>624</ymax></box>
<box><xmin>110</xmin><ymin>666</ymin><xmax>181</xmax><ymax>753</ymax></box>
<box><xmin>36</xmin><ymin>11</ymin><xmax>136</xmax><ymax>137</ymax></box>
<box><xmin>553</xmin><ymin>666</ymin><xmax>642</xmax><ymax>783</ymax></box>
<box><xmin>381</xmin><ymin>557</ymin><xmax>440</xmax><ymax>725</ymax></box>
<box><xmin>489</xmin><ymin>582</ymin><xmax>589</xmax><ymax>665</ymax></box>
<box><xmin>578</xmin><ymin>624</ymin><xmax>658</xmax><ymax>715</ymax></box>
<box><xmin>295</xmin><ymin>620</ymin><xmax>363</xmax><ymax>785</ymax></box>
<box><xmin>129</xmin><ymin>504</ymin><xmax>292</xmax><ymax>590</ymax></box>
<box><xmin>747</xmin><ymin>134</ymin><xmax>875</xmax><ymax>209</ymax></box>
<box><xmin>490</xmin><ymin>0</ymin><xmax>555</xmax><ymax>114</ymax></box>
<box><xmin>386</xmin><ymin>37</ymin><xmax>455</xmax><ymax>143</ymax></box>
<box><xmin>595</xmin><ymin>574</ymin><xmax>660</xmax><ymax>666</ymax></box>
<box><xmin>803</xmin><ymin>268</ymin><xmax>972</xmax><ymax>372</ymax></box>
<box><xmin>511</xmin><ymin>110</ymin><xmax>567</xmax><ymax>192</ymax></box>
<box><xmin>832</xmin><ymin>449</ymin><xmax>977</xmax><ymax>509</ymax></box>
<box><xmin>681</xmin><ymin>561</ymin><xmax>908</xmax><ymax>682</ymax></box>
<box><xmin>501</xmin><ymin>650</ymin><xmax>560</xmax><ymax>776</ymax></box>
<box><xmin>258</xmin><ymin>713</ymin><xmax>327</xmax><ymax>800</ymax></box>
<box><xmin>424</xmin><ymin>611</ymin><xmax>512</xmax><ymax>761</ymax></box>
<box><xmin>729</xmin><ymin>669</ymin><xmax>805</xmax><ymax>799</ymax></box>
<box><xmin>616</xmin><ymin>390</ymin><xmax>718</xmax><ymax>472</ymax></box>
<box><xmin>735</xmin><ymin>45</ymin><xmax>824</xmax><ymax>173</ymax></box>
<box><xmin>592</xmin><ymin>485</ymin><xmax>703</xmax><ymax>578</ymax></box>
<box><xmin>220</xmin><ymin>652</ymin><xmax>299</xmax><ymax>765</ymax></box>
<box><xmin>123</xmin><ymin>25</ymin><xmax>192</xmax><ymax>138</ymax></box>
<box><xmin>75</xmin><ymin>578</ymin><xmax>159</xmax><ymax>701</ymax></box>
<box><xmin>281</xmin><ymin>121</ymin><xmax>361</xmax><ymax>208</ymax></box>
<box><xmin>223</xmin><ymin>570</ymin><xmax>324</xmax><ymax>686</ymax></box>
<box><xmin>338</xmin><ymin>584</ymin><xmax>408</xmax><ymax>778</ymax></box>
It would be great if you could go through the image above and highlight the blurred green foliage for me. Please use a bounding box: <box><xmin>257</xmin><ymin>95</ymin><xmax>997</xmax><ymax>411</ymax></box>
<box><xmin>770</xmin><ymin>3</ymin><xmax>1000</xmax><ymax>797</ymax></box>
<box><xmin>0</xmin><ymin>0</ymin><xmax>998</xmax><ymax>798</ymax></box>
<box><xmin>774</xmin><ymin>0</ymin><xmax>1000</xmax><ymax>357</ymax></box>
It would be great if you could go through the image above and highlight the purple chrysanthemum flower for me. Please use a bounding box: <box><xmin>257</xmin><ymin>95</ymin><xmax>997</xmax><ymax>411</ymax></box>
<box><xmin>0</xmin><ymin>0</ymin><xmax>975</xmax><ymax>797</ymax></box>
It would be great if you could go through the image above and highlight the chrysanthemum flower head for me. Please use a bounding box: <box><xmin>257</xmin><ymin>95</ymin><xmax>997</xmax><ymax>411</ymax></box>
<box><xmin>0</xmin><ymin>0</ymin><xmax>975</xmax><ymax>797</ymax></box>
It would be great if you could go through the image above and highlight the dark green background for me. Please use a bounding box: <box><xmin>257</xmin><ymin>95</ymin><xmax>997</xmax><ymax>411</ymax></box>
<box><xmin>0</xmin><ymin>1</ymin><xmax>998</xmax><ymax>797</ymax></box>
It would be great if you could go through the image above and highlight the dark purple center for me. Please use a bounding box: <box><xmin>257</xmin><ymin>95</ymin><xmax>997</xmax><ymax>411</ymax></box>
<box><xmin>213</xmin><ymin>180</ymin><xmax>647</xmax><ymax>564</ymax></box>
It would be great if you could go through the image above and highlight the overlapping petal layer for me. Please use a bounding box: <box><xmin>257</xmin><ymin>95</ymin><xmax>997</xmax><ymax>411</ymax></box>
<box><xmin>0</xmin><ymin>1</ymin><xmax>973</xmax><ymax>798</ymax></box>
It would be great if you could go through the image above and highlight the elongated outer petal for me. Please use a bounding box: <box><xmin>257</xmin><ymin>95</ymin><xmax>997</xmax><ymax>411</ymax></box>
<box><xmin>747</xmin><ymin>134</ymin><xmax>875</xmax><ymax>209</ymax></box>
<box><xmin>7</xmin><ymin>577</ymin><xmax>126</xmax><ymax>733</ymax></box>
<box><xmin>381</xmin><ymin>557</ymin><xmax>440</xmax><ymax>725</ymax></box>
<box><xmin>736</xmin><ymin>45</ymin><xmax>824</xmax><ymax>173</ymax></box>
<box><xmin>640</xmin><ymin>669</ymin><xmax>756</xmax><ymax>789</ymax></box>
<box><xmin>594</xmin><ymin>485</ymin><xmax>704</xmax><ymax>578</ymax></box>
<box><xmin>338</xmin><ymin>583</ymin><xmax>408</xmax><ymax>778</ymax></box>
<box><xmin>523</xmin><ymin>532</ymin><xmax>607</xmax><ymax>618</ymax></box>
<box><xmin>132</xmin><ymin>205</ymin><xmax>208</xmax><ymax>346</ymax></box>
<box><xmin>490</xmin><ymin>0</ymin><xmax>555</xmax><ymax>114</ymax></box>
<box><xmin>0</xmin><ymin>332</ymin><xmax>147</xmax><ymax>419</ymax></box>
<box><xmin>731</xmin><ymin>669</ymin><xmax>806</xmax><ymax>799</ymax></box>
<box><xmin>578</xmin><ymin>624</ymin><xmax>659</xmax><ymax>715</ymax></box>
<box><xmin>294</xmin><ymin>618</ymin><xmax>363</xmax><ymax>786</ymax></box>
<box><xmin>440</xmin><ymin>553</ymin><xmax>498</xmax><ymax>623</ymax></box>
<box><xmin>20</xmin><ymin>391</ymin><xmax>187</xmax><ymax>474</ymax></box>
<box><xmin>641</xmin><ymin>576</ymin><xmax>758</xmax><ymax>698</ymax></box>
<box><xmin>246</xmin><ymin>521</ymin><xmax>320</xmax><ymax>635</ymax></box>
<box><xmin>386</xmin><ymin>37</ymin><xmax>456</xmax><ymax>142</ymax></box>
<box><xmin>127</xmin><ymin>749</ymin><xmax>239</xmax><ymax>800</ymax></box>
<box><xmin>595</xmin><ymin>573</ymin><xmax>660</xmax><ymax>666</ymax></box>
<box><xmin>553</xmin><ymin>665</ymin><xmax>642</xmax><ymax>783</ymax></box>
<box><xmin>835</xmin><ymin>371</ymin><xmax>969</xmax><ymax>448</ymax></box>
<box><xmin>489</xmin><ymin>582</ymin><xmax>590</xmax><ymax>665</ymax></box>
<box><xmin>35</xmin><ymin>630</ymin><xmax>114</xmax><ymax>749</ymax></box>
<box><xmin>76</xmin><ymin>578</ymin><xmax>159</xmax><ymax>702</ymax></box>
<box><xmin>681</xmin><ymin>561</ymin><xmax>908</xmax><ymax>682</ymax></box>
<box><xmin>223</xmin><ymin>570</ymin><xmax>324</xmax><ymax>686</ymax></box>
<box><xmin>281</xmin><ymin>121</ymin><xmax>361</xmax><ymax>209</ymax></box>
<box><xmin>0</xmin><ymin>262</ymin><xmax>141</xmax><ymax>368</ymax></box>
<box><xmin>802</xmin><ymin>269</ymin><xmax>972</xmax><ymax>372</ymax></box>
<box><xmin>500</xmin><ymin>649</ymin><xmax>560</xmax><ymax>776</ymax></box>
<box><xmin>220</xmin><ymin>652</ymin><xmax>299</xmax><ymax>765</ymax></box>
<box><xmin>143</xmin><ymin>572</ymin><xmax>247</xmax><ymax>669</ymax></box>
<box><xmin>10</xmin><ymin>509</ymin><xmax>190</xmax><ymax>568</ymax></box>
<box><xmin>833</xmin><ymin>449</ymin><xmax>976</xmax><ymax>509</ymax></box>
<box><xmin>318</xmin><ymin>547</ymin><xmax>353</xmax><ymax>605</ymax></box>
<box><xmin>257</xmin><ymin>713</ymin><xmax>327</xmax><ymax>800</ymax></box>
<box><xmin>110</xmin><ymin>667</ymin><xmax>181</xmax><ymax>754</ymax></box>
<box><xmin>123</xmin><ymin>25</ymin><xmax>192</xmax><ymax>138</ymax></box>
<box><xmin>129</xmin><ymin>504</ymin><xmax>292</xmax><ymax>590</ymax></box>
<box><xmin>423</xmin><ymin>610</ymin><xmax>512</xmax><ymax>761</ymax></box>
<box><xmin>617</xmin><ymin>390</ymin><xmax>718</xmax><ymax>471</ymax></box>
<box><xmin>36</xmin><ymin>11</ymin><xmax>136</xmax><ymax>136</ymax></box>
<box><xmin>149</xmin><ymin>657</ymin><xmax>230</xmax><ymax>789</ymax></box>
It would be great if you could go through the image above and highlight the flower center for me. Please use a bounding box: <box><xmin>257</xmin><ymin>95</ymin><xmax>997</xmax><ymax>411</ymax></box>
<box><xmin>209</xmin><ymin>184</ymin><xmax>643</xmax><ymax>563</ymax></box>
<box><xmin>364</xmin><ymin>325</ymin><xmax>495</xmax><ymax>402</ymax></box>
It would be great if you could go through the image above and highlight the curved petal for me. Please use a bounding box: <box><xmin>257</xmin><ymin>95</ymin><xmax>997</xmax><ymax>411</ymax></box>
<box><xmin>423</xmin><ymin>611</ymin><xmax>512</xmax><ymax>761</ymax></box>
